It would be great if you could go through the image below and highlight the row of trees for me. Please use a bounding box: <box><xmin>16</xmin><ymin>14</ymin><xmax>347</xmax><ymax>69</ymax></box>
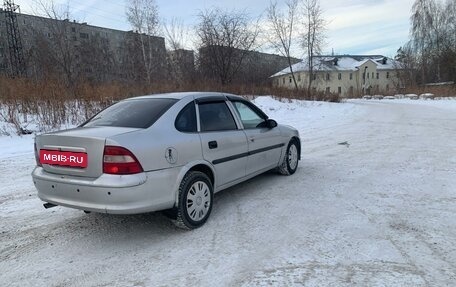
<box><xmin>193</xmin><ymin>0</ymin><xmax>326</xmax><ymax>91</ymax></box>
<box><xmin>1</xmin><ymin>0</ymin><xmax>326</xmax><ymax>94</ymax></box>
<box><xmin>397</xmin><ymin>0</ymin><xmax>456</xmax><ymax>85</ymax></box>
<box><xmin>126</xmin><ymin>0</ymin><xmax>326</xmax><ymax>90</ymax></box>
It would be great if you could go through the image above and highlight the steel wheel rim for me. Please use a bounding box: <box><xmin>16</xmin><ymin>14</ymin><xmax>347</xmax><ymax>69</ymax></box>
<box><xmin>288</xmin><ymin>144</ymin><xmax>298</xmax><ymax>170</ymax></box>
<box><xmin>186</xmin><ymin>181</ymin><xmax>211</xmax><ymax>221</ymax></box>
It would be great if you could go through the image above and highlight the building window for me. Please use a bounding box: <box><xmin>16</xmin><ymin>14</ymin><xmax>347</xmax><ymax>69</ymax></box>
<box><xmin>338</xmin><ymin>87</ymin><xmax>341</xmax><ymax>94</ymax></box>
<box><xmin>71</xmin><ymin>27</ymin><xmax>76</xmax><ymax>32</ymax></box>
<box><xmin>376</xmin><ymin>73</ymin><xmax>379</xmax><ymax>79</ymax></box>
<box><xmin>349</xmin><ymin>86</ymin><xmax>354</xmax><ymax>96</ymax></box>
<box><xmin>372</xmin><ymin>72</ymin><xmax>374</xmax><ymax>79</ymax></box>
<box><xmin>289</xmin><ymin>77</ymin><xmax>292</xmax><ymax>83</ymax></box>
<box><xmin>367</xmin><ymin>72</ymin><xmax>370</xmax><ymax>79</ymax></box>
<box><xmin>326</xmin><ymin>73</ymin><xmax>330</xmax><ymax>80</ymax></box>
<box><xmin>282</xmin><ymin>78</ymin><xmax>285</xmax><ymax>84</ymax></box>
<box><xmin>79</xmin><ymin>32</ymin><xmax>89</xmax><ymax>39</ymax></box>
<box><xmin>386</xmin><ymin>72</ymin><xmax>390</xmax><ymax>78</ymax></box>
<box><xmin>312</xmin><ymin>74</ymin><xmax>317</xmax><ymax>80</ymax></box>
<box><xmin>338</xmin><ymin>73</ymin><xmax>341</xmax><ymax>80</ymax></box>
<box><xmin>350</xmin><ymin>73</ymin><xmax>353</xmax><ymax>80</ymax></box>
<box><xmin>386</xmin><ymin>84</ymin><xmax>389</xmax><ymax>90</ymax></box>
<box><xmin>297</xmin><ymin>74</ymin><xmax>301</xmax><ymax>82</ymax></box>
<box><xmin>325</xmin><ymin>87</ymin><xmax>330</xmax><ymax>93</ymax></box>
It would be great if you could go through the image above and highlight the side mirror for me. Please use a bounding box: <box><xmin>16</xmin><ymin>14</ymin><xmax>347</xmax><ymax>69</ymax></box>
<box><xmin>266</xmin><ymin>119</ymin><xmax>278</xmax><ymax>129</ymax></box>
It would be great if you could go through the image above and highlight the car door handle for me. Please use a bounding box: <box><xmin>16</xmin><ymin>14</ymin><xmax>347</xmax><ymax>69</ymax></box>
<box><xmin>208</xmin><ymin>141</ymin><xmax>218</xmax><ymax>149</ymax></box>
<box><xmin>249</xmin><ymin>137</ymin><xmax>255</xmax><ymax>142</ymax></box>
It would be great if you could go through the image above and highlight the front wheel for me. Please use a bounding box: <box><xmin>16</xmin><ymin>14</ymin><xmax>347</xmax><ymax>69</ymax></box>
<box><xmin>278</xmin><ymin>139</ymin><xmax>299</xmax><ymax>175</ymax></box>
<box><xmin>173</xmin><ymin>171</ymin><xmax>213</xmax><ymax>229</ymax></box>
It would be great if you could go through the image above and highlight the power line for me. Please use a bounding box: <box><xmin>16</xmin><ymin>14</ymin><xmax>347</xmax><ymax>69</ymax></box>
<box><xmin>61</xmin><ymin>5</ymin><xmax>124</xmax><ymax>24</ymax></box>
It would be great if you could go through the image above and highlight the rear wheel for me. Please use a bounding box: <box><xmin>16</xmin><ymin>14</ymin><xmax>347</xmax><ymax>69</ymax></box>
<box><xmin>278</xmin><ymin>139</ymin><xmax>299</xmax><ymax>175</ymax></box>
<box><xmin>173</xmin><ymin>171</ymin><xmax>213</xmax><ymax>229</ymax></box>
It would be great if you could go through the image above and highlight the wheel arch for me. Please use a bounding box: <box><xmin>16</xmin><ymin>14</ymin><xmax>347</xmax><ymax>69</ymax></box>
<box><xmin>291</xmin><ymin>136</ymin><xmax>301</xmax><ymax>160</ymax></box>
<box><xmin>188</xmin><ymin>164</ymin><xmax>215</xmax><ymax>186</ymax></box>
<box><xmin>174</xmin><ymin>161</ymin><xmax>216</xmax><ymax>206</ymax></box>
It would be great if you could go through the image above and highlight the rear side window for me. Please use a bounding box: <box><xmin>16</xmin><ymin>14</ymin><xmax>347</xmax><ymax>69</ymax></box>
<box><xmin>199</xmin><ymin>102</ymin><xmax>237</xmax><ymax>132</ymax></box>
<box><xmin>83</xmin><ymin>98</ymin><xmax>177</xmax><ymax>128</ymax></box>
<box><xmin>175</xmin><ymin>102</ymin><xmax>197</xmax><ymax>132</ymax></box>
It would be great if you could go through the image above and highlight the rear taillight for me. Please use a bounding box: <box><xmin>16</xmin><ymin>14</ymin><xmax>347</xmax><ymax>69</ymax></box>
<box><xmin>34</xmin><ymin>142</ymin><xmax>42</xmax><ymax>167</ymax></box>
<box><xmin>103</xmin><ymin>146</ymin><xmax>143</xmax><ymax>175</ymax></box>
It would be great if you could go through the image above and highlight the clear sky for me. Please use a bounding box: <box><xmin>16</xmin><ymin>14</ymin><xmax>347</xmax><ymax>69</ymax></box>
<box><xmin>13</xmin><ymin>0</ymin><xmax>414</xmax><ymax>58</ymax></box>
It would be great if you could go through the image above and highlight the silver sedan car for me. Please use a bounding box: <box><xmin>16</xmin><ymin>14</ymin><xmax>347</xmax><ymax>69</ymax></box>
<box><xmin>32</xmin><ymin>92</ymin><xmax>300</xmax><ymax>229</ymax></box>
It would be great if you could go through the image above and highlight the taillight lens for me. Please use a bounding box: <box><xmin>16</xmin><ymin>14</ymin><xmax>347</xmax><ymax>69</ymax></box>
<box><xmin>34</xmin><ymin>142</ymin><xmax>42</xmax><ymax>167</ymax></box>
<box><xmin>103</xmin><ymin>146</ymin><xmax>143</xmax><ymax>175</ymax></box>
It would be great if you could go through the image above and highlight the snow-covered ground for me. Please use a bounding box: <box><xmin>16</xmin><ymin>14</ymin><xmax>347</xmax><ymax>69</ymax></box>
<box><xmin>1</xmin><ymin>97</ymin><xmax>455</xmax><ymax>286</ymax></box>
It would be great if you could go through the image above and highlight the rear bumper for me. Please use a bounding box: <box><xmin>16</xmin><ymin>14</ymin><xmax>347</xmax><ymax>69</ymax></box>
<box><xmin>32</xmin><ymin>167</ymin><xmax>179</xmax><ymax>214</ymax></box>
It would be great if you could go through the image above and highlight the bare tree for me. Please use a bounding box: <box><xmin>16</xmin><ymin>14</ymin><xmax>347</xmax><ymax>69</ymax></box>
<box><xmin>163</xmin><ymin>17</ymin><xmax>187</xmax><ymax>51</ymax></box>
<box><xmin>32</xmin><ymin>0</ymin><xmax>78</xmax><ymax>90</ymax></box>
<box><xmin>126</xmin><ymin>0</ymin><xmax>161</xmax><ymax>84</ymax></box>
<box><xmin>395</xmin><ymin>44</ymin><xmax>419</xmax><ymax>87</ymax></box>
<box><xmin>301</xmin><ymin>0</ymin><xmax>325</xmax><ymax>94</ymax></box>
<box><xmin>267</xmin><ymin>0</ymin><xmax>300</xmax><ymax>90</ymax></box>
<box><xmin>407</xmin><ymin>0</ymin><xmax>456</xmax><ymax>84</ymax></box>
<box><xmin>196</xmin><ymin>8</ymin><xmax>259</xmax><ymax>85</ymax></box>
<box><xmin>163</xmin><ymin>17</ymin><xmax>194</xmax><ymax>85</ymax></box>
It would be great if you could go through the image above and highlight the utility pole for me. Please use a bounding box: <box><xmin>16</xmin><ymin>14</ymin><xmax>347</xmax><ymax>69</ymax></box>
<box><xmin>3</xmin><ymin>0</ymin><xmax>26</xmax><ymax>77</ymax></box>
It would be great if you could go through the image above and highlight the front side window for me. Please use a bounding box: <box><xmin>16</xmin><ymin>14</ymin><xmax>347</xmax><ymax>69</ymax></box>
<box><xmin>232</xmin><ymin>101</ymin><xmax>265</xmax><ymax>129</ymax></box>
<box><xmin>199</xmin><ymin>102</ymin><xmax>237</xmax><ymax>132</ymax></box>
<box><xmin>83</xmin><ymin>98</ymin><xmax>177</xmax><ymax>128</ymax></box>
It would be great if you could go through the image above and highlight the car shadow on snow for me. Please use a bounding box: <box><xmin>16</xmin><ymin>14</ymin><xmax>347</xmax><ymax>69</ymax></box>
<box><xmin>42</xmin><ymin>166</ymin><xmax>319</xmax><ymax>244</ymax></box>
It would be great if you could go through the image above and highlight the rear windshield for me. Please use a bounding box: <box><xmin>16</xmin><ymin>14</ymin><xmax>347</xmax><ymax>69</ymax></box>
<box><xmin>83</xmin><ymin>98</ymin><xmax>178</xmax><ymax>128</ymax></box>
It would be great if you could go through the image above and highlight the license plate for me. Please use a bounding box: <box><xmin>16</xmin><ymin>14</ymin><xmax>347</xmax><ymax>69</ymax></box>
<box><xmin>40</xmin><ymin>150</ymin><xmax>88</xmax><ymax>168</ymax></box>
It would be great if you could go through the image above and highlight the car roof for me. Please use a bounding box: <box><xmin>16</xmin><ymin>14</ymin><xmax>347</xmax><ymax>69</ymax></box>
<box><xmin>129</xmin><ymin>92</ymin><xmax>244</xmax><ymax>101</ymax></box>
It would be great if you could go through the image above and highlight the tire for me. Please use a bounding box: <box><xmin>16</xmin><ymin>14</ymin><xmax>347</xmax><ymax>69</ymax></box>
<box><xmin>173</xmin><ymin>171</ymin><xmax>213</xmax><ymax>229</ymax></box>
<box><xmin>278</xmin><ymin>139</ymin><xmax>299</xmax><ymax>175</ymax></box>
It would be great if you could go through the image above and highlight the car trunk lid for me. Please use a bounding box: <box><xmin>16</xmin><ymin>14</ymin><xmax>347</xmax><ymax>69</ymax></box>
<box><xmin>36</xmin><ymin>126</ymin><xmax>140</xmax><ymax>178</ymax></box>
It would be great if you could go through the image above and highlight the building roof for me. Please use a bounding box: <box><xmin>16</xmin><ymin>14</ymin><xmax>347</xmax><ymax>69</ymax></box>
<box><xmin>271</xmin><ymin>55</ymin><xmax>400</xmax><ymax>77</ymax></box>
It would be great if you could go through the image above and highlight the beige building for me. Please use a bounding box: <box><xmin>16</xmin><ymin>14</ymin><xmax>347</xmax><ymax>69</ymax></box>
<box><xmin>271</xmin><ymin>55</ymin><xmax>402</xmax><ymax>97</ymax></box>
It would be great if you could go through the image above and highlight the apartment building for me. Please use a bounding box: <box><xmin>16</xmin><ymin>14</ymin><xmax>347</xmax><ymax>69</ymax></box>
<box><xmin>0</xmin><ymin>9</ymin><xmax>166</xmax><ymax>81</ymax></box>
<box><xmin>271</xmin><ymin>55</ymin><xmax>402</xmax><ymax>97</ymax></box>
